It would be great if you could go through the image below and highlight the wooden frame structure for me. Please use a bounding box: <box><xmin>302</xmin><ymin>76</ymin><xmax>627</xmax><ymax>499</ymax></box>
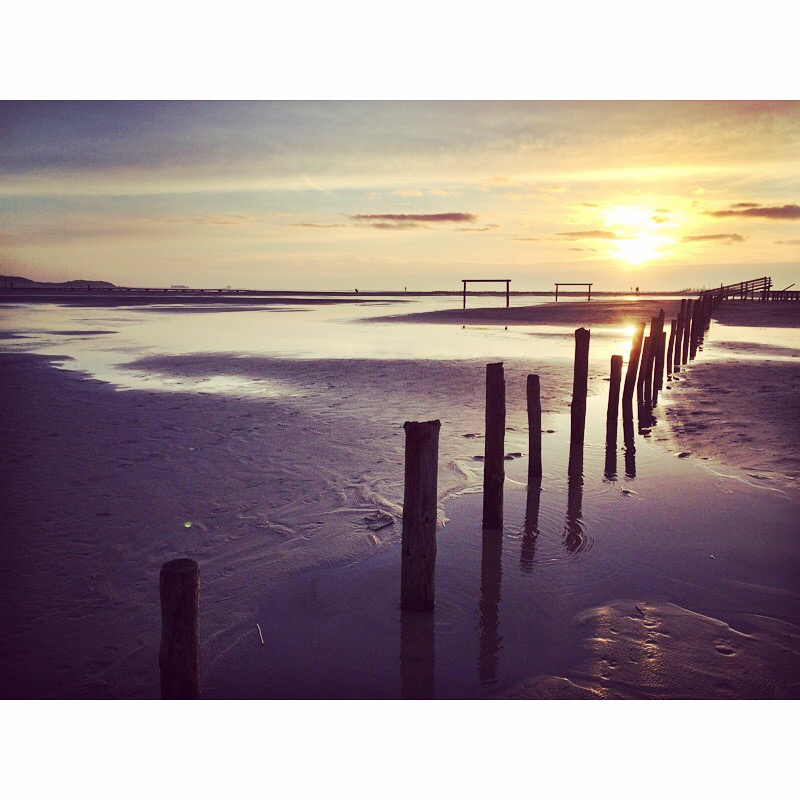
<box><xmin>554</xmin><ymin>282</ymin><xmax>592</xmax><ymax>302</ymax></box>
<box><xmin>462</xmin><ymin>279</ymin><xmax>511</xmax><ymax>310</ymax></box>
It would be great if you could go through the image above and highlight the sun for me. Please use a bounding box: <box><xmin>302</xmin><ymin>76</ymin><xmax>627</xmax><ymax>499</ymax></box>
<box><xmin>611</xmin><ymin>234</ymin><xmax>671</xmax><ymax>266</ymax></box>
<box><xmin>604</xmin><ymin>204</ymin><xmax>676</xmax><ymax>266</ymax></box>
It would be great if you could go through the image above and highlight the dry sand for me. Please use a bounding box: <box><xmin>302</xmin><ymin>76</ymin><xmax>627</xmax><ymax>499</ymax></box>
<box><xmin>1</xmin><ymin>296</ymin><xmax>798</xmax><ymax>698</ymax></box>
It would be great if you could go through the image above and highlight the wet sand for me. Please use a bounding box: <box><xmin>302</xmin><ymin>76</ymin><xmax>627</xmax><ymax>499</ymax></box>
<box><xmin>374</xmin><ymin>298</ymin><xmax>685</xmax><ymax>327</ymax></box>
<box><xmin>1</xmin><ymin>297</ymin><xmax>798</xmax><ymax>698</ymax></box>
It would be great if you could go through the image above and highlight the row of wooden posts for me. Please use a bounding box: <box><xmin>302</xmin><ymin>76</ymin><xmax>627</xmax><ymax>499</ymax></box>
<box><xmin>400</xmin><ymin>292</ymin><xmax>720</xmax><ymax>615</ymax></box>
<box><xmin>157</xmin><ymin>294</ymin><xmax>721</xmax><ymax>697</ymax></box>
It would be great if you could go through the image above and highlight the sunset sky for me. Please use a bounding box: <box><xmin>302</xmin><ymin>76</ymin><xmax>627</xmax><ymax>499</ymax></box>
<box><xmin>1</xmin><ymin>100</ymin><xmax>798</xmax><ymax>291</ymax></box>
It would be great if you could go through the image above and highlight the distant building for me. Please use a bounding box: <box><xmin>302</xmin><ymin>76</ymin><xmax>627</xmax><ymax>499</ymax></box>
<box><xmin>170</xmin><ymin>284</ymin><xmax>190</xmax><ymax>289</ymax></box>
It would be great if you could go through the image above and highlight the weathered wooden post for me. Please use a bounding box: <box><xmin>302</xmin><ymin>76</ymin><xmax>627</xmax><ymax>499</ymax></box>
<box><xmin>160</xmin><ymin>558</ymin><xmax>200</xmax><ymax>700</ymax></box>
<box><xmin>483</xmin><ymin>363</ymin><xmax>505</xmax><ymax>530</ymax></box>
<box><xmin>571</xmin><ymin>328</ymin><xmax>590</xmax><ymax>447</ymax></box>
<box><xmin>653</xmin><ymin>331</ymin><xmax>666</xmax><ymax>405</ymax></box>
<box><xmin>401</xmin><ymin>420</ymin><xmax>441</xmax><ymax>612</ymax></box>
<box><xmin>622</xmin><ymin>321</ymin><xmax>645</xmax><ymax>416</ymax></box>
<box><xmin>690</xmin><ymin>300</ymin><xmax>702</xmax><ymax>359</ymax></box>
<box><xmin>666</xmin><ymin>319</ymin><xmax>676</xmax><ymax>379</ymax></box>
<box><xmin>606</xmin><ymin>354</ymin><xmax>623</xmax><ymax>448</ymax></box>
<box><xmin>527</xmin><ymin>374</ymin><xmax>542</xmax><ymax>481</ymax></box>
<box><xmin>674</xmin><ymin>311</ymin><xmax>684</xmax><ymax>373</ymax></box>
<box><xmin>637</xmin><ymin>335</ymin><xmax>651</xmax><ymax>406</ymax></box>
<box><xmin>681</xmin><ymin>299</ymin><xmax>693</xmax><ymax>364</ymax></box>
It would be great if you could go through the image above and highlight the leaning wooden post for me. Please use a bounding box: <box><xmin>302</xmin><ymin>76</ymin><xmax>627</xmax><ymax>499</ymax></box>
<box><xmin>462</xmin><ymin>280</ymin><xmax>467</xmax><ymax>310</ymax></box>
<box><xmin>527</xmin><ymin>374</ymin><xmax>542</xmax><ymax>480</ymax></box>
<box><xmin>637</xmin><ymin>334</ymin><xmax>651</xmax><ymax>405</ymax></box>
<box><xmin>642</xmin><ymin>335</ymin><xmax>654</xmax><ymax>408</ymax></box>
<box><xmin>482</xmin><ymin>363</ymin><xmax>505</xmax><ymax>530</ymax></box>
<box><xmin>606</xmin><ymin>355</ymin><xmax>623</xmax><ymax>448</ymax></box>
<box><xmin>160</xmin><ymin>558</ymin><xmax>200</xmax><ymax>700</ymax></box>
<box><xmin>569</xmin><ymin>328</ymin><xmax>590</xmax><ymax>473</ymax></box>
<box><xmin>401</xmin><ymin>420</ymin><xmax>440</xmax><ymax>612</ymax></box>
<box><xmin>622</xmin><ymin>321</ymin><xmax>645</xmax><ymax>416</ymax></box>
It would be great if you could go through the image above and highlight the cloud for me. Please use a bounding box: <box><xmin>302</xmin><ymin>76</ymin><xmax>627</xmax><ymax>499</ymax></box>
<box><xmin>681</xmin><ymin>233</ymin><xmax>745</xmax><ymax>243</ymax></box>
<box><xmin>428</xmin><ymin>189</ymin><xmax>449</xmax><ymax>197</ymax></box>
<box><xmin>581</xmin><ymin>202</ymin><xmax>598</xmax><ymax>207</ymax></box>
<box><xmin>555</xmin><ymin>229</ymin><xmax>620</xmax><ymax>240</ymax></box>
<box><xmin>393</xmin><ymin>189</ymin><xmax>423</xmax><ymax>197</ymax></box>
<box><xmin>503</xmin><ymin>192</ymin><xmax>523</xmax><ymax>200</ymax></box>
<box><xmin>514</xmin><ymin>237</ymin><xmax>541</xmax><ymax>241</ymax></box>
<box><xmin>350</xmin><ymin>213</ymin><xmax>476</xmax><ymax>223</ymax></box>
<box><xmin>568</xmin><ymin>247</ymin><xmax>596</xmax><ymax>252</ymax></box>
<box><xmin>775</xmin><ymin>239</ymin><xmax>800</xmax><ymax>245</ymax></box>
<box><xmin>455</xmin><ymin>225</ymin><xmax>498</xmax><ymax>232</ymax></box>
<box><xmin>652</xmin><ymin>215</ymin><xmax>670</xmax><ymax>224</ymax></box>
<box><xmin>705</xmin><ymin>203</ymin><xmax>800</xmax><ymax>219</ymax></box>
<box><xmin>367</xmin><ymin>222</ymin><xmax>422</xmax><ymax>230</ymax></box>
<box><xmin>291</xmin><ymin>222</ymin><xmax>350</xmax><ymax>228</ymax></box>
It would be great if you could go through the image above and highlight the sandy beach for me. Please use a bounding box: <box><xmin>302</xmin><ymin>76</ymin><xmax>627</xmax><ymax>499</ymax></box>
<box><xmin>1</xmin><ymin>295</ymin><xmax>799</xmax><ymax>698</ymax></box>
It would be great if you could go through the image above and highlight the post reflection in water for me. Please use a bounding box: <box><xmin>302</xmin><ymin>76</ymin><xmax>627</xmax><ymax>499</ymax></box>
<box><xmin>604</xmin><ymin>408</ymin><xmax>618</xmax><ymax>481</ymax></box>
<box><xmin>400</xmin><ymin>610</ymin><xmax>435</xmax><ymax>699</ymax></box>
<box><xmin>565</xmin><ymin>449</ymin><xmax>586</xmax><ymax>553</ymax></box>
<box><xmin>479</xmin><ymin>530</ymin><xmax>503</xmax><ymax>686</ymax></box>
<box><xmin>521</xmin><ymin>477</ymin><xmax>542</xmax><ymax>574</ymax></box>
<box><xmin>623</xmin><ymin>414</ymin><xmax>637</xmax><ymax>479</ymax></box>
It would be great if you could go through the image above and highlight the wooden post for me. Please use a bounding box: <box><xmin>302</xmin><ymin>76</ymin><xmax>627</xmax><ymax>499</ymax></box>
<box><xmin>622</xmin><ymin>321</ymin><xmax>645</xmax><ymax>416</ymax></box>
<box><xmin>637</xmin><ymin>335</ymin><xmax>651</xmax><ymax>405</ymax></box>
<box><xmin>482</xmin><ymin>363</ymin><xmax>505</xmax><ymax>530</ymax></box>
<box><xmin>606</xmin><ymin>355</ymin><xmax>622</xmax><ymax>448</ymax></box>
<box><xmin>653</xmin><ymin>331</ymin><xmax>666</xmax><ymax>405</ymax></box>
<box><xmin>681</xmin><ymin>299</ymin><xmax>693</xmax><ymax>364</ymax></box>
<box><xmin>674</xmin><ymin>312</ymin><xmax>684</xmax><ymax>373</ymax></box>
<box><xmin>462</xmin><ymin>280</ymin><xmax>466</xmax><ymax>310</ymax></box>
<box><xmin>401</xmin><ymin>420</ymin><xmax>440</xmax><ymax>612</ymax></box>
<box><xmin>160</xmin><ymin>558</ymin><xmax>200</xmax><ymax>700</ymax></box>
<box><xmin>570</xmin><ymin>328</ymin><xmax>590</xmax><ymax>449</ymax></box>
<box><xmin>555</xmin><ymin>284</ymin><xmax>559</xmax><ymax>302</ymax></box>
<box><xmin>643</xmin><ymin>334</ymin><xmax>654</xmax><ymax>408</ymax></box>
<box><xmin>666</xmin><ymin>319</ymin><xmax>676</xmax><ymax>379</ymax></box>
<box><xmin>505</xmin><ymin>280</ymin><xmax>510</xmax><ymax>308</ymax></box>
<box><xmin>527</xmin><ymin>374</ymin><xmax>542</xmax><ymax>481</ymax></box>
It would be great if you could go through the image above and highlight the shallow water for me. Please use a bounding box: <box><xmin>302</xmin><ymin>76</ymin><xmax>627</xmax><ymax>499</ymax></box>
<box><xmin>0</xmin><ymin>295</ymin><xmax>645</xmax><ymax>395</ymax></box>
<box><xmin>1</xmin><ymin>295</ymin><xmax>798</xmax><ymax>698</ymax></box>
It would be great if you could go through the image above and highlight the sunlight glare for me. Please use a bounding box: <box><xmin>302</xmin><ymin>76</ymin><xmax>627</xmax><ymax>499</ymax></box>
<box><xmin>611</xmin><ymin>234</ymin><xmax>672</xmax><ymax>266</ymax></box>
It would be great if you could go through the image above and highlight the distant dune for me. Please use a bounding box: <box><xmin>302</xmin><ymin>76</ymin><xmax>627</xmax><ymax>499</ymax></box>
<box><xmin>1</xmin><ymin>274</ymin><xmax>117</xmax><ymax>289</ymax></box>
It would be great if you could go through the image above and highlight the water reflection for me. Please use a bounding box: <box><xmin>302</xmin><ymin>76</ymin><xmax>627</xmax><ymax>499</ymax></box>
<box><xmin>564</xmin><ymin>464</ymin><xmax>587</xmax><ymax>554</ymax></box>
<box><xmin>623</xmin><ymin>415</ymin><xmax>637</xmax><ymax>479</ymax></box>
<box><xmin>479</xmin><ymin>530</ymin><xmax>503</xmax><ymax>685</ymax></box>
<box><xmin>604</xmin><ymin>442</ymin><xmax>618</xmax><ymax>482</ymax></box>
<box><xmin>400</xmin><ymin>610</ymin><xmax>435</xmax><ymax>699</ymax></box>
<box><xmin>521</xmin><ymin>477</ymin><xmax>542</xmax><ymax>574</ymax></box>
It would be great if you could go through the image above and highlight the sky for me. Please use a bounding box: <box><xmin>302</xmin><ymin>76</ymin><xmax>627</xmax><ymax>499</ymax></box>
<box><xmin>1</xmin><ymin>100</ymin><xmax>799</xmax><ymax>291</ymax></box>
